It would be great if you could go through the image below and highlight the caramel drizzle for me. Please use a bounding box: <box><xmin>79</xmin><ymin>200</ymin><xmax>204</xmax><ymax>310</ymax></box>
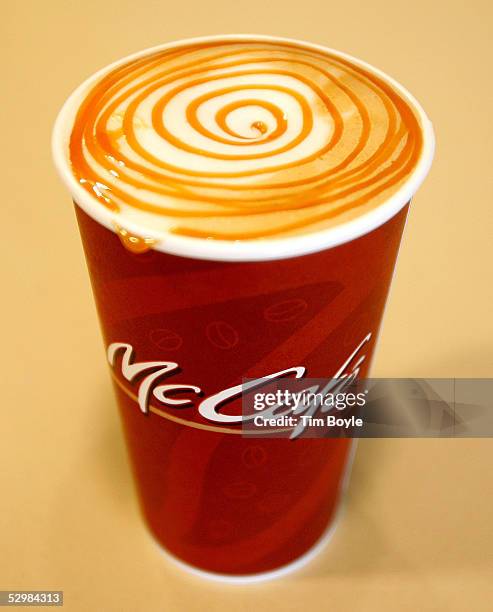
<box><xmin>115</xmin><ymin>225</ymin><xmax>156</xmax><ymax>253</ymax></box>
<box><xmin>69</xmin><ymin>41</ymin><xmax>423</xmax><ymax>240</ymax></box>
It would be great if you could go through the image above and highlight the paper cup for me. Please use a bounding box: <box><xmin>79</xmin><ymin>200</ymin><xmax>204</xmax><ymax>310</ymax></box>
<box><xmin>52</xmin><ymin>35</ymin><xmax>434</xmax><ymax>581</ymax></box>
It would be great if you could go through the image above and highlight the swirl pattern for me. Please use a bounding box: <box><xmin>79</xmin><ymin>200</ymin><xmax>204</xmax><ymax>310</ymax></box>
<box><xmin>70</xmin><ymin>39</ymin><xmax>423</xmax><ymax>240</ymax></box>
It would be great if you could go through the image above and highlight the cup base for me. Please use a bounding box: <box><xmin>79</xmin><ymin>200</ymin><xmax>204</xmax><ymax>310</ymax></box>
<box><xmin>148</xmin><ymin>439</ymin><xmax>357</xmax><ymax>584</ymax></box>
<box><xmin>149</xmin><ymin>513</ymin><xmax>340</xmax><ymax>584</ymax></box>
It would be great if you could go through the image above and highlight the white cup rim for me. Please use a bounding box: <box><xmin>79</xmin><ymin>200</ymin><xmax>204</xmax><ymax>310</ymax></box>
<box><xmin>52</xmin><ymin>33</ymin><xmax>435</xmax><ymax>262</ymax></box>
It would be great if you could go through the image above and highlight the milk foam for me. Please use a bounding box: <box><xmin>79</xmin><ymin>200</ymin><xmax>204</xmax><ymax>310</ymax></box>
<box><xmin>69</xmin><ymin>39</ymin><xmax>424</xmax><ymax>241</ymax></box>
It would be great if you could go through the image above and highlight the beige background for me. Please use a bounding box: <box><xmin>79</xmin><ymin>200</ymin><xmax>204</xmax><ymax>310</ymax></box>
<box><xmin>2</xmin><ymin>0</ymin><xmax>492</xmax><ymax>610</ymax></box>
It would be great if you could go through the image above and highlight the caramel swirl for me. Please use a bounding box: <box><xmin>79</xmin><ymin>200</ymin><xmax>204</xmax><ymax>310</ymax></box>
<box><xmin>69</xmin><ymin>39</ymin><xmax>424</xmax><ymax>241</ymax></box>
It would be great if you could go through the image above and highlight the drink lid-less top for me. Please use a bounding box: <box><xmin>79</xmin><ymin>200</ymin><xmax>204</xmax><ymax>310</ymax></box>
<box><xmin>53</xmin><ymin>35</ymin><xmax>434</xmax><ymax>261</ymax></box>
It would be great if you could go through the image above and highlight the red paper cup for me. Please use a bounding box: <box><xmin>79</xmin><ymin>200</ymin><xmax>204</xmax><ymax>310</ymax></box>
<box><xmin>52</xmin><ymin>35</ymin><xmax>434</xmax><ymax>582</ymax></box>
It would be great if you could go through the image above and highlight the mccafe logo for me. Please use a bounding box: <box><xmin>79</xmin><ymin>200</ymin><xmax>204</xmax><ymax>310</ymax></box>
<box><xmin>107</xmin><ymin>333</ymin><xmax>372</xmax><ymax>428</ymax></box>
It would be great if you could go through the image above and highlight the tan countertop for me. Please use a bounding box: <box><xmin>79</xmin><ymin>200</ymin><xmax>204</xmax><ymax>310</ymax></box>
<box><xmin>2</xmin><ymin>1</ymin><xmax>492</xmax><ymax>610</ymax></box>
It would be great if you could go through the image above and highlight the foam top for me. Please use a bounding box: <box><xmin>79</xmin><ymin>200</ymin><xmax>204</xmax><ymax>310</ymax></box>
<box><xmin>68</xmin><ymin>39</ymin><xmax>425</xmax><ymax>243</ymax></box>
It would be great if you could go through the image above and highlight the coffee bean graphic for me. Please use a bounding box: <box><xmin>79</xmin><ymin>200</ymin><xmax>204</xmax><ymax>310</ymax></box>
<box><xmin>149</xmin><ymin>328</ymin><xmax>183</xmax><ymax>350</ymax></box>
<box><xmin>222</xmin><ymin>480</ymin><xmax>257</xmax><ymax>500</ymax></box>
<box><xmin>242</xmin><ymin>446</ymin><xmax>268</xmax><ymax>468</ymax></box>
<box><xmin>206</xmin><ymin>321</ymin><xmax>239</xmax><ymax>349</ymax></box>
<box><xmin>264</xmin><ymin>298</ymin><xmax>308</xmax><ymax>322</ymax></box>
